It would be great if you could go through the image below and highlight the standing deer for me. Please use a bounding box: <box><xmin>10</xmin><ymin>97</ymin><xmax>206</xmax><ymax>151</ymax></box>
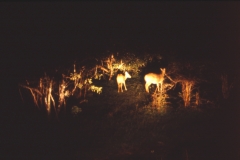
<box><xmin>144</xmin><ymin>68</ymin><xmax>166</xmax><ymax>93</ymax></box>
<box><xmin>116</xmin><ymin>71</ymin><xmax>131</xmax><ymax>93</ymax></box>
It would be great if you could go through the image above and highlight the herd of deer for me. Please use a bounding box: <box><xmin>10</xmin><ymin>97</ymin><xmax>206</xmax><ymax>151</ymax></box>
<box><xmin>116</xmin><ymin>68</ymin><xmax>166</xmax><ymax>93</ymax></box>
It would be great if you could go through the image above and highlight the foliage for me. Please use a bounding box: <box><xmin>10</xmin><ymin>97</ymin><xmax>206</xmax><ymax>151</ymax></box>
<box><xmin>19</xmin><ymin>52</ymin><xmax>223</xmax><ymax>118</ymax></box>
<box><xmin>71</xmin><ymin>106</ymin><xmax>82</xmax><ymax>116</ymax></box>
<box><xmin>19</xmin><ymin>52</ymin><xmax>149</xmax><ymax>117</ymax></box>
<box><xmin>166</xmin><ymin>60</ymin><xmax>207</xmax><ymax>107</ymax></box>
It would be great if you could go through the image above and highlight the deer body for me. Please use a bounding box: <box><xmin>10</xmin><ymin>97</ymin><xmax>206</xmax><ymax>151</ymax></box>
<box><xmin>116</xmin><ymin>71</ymin><xmax>131</xmax><ymax>92</ymax></box>
<box><xmin>144</xmin><ymin>68</ymin><xmax>166</xmax><ymax>93</ymax></box>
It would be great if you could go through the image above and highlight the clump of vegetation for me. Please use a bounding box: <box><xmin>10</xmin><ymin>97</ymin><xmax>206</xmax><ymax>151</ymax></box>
<box><xmin>19</xmin><ymin>52</ymin><xmax>150</xmax><ymax>118</ymax></box>
<box><xmin>166</xmin><ymin>61</ymin><xmax>206</xmax><ymax>108</ymax></box>
<box><xmin>19</xmin><ymin>52</ymin><xmax>230</xmax><ymax>119</ymax></box>
<box><xmin>19</xmin><ymin>75</ymin><xmax>58</xmax><ymax>116</ymax></box>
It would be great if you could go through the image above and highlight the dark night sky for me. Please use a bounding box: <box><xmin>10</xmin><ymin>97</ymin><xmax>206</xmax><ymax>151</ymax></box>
<box><xmin>1</xmin><ymin>2</ymin><xmax>240</xmax><ymax>77</ymax></box>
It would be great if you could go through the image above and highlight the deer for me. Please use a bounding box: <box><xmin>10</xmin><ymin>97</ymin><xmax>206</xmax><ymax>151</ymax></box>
<box><xmin>116</xmin><ymin>71</ymin><xmax>131</xmax><ymax>93</ymax></box>
<box><xmin>144</xmin><ymin>68</ymin><xmax>166</xmax><ymax>93</ymax></box>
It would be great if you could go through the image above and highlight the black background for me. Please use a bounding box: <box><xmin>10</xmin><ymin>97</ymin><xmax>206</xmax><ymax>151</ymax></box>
<box><xmin>1</xmin><ymin>2</ymin><xmax>239</xmax><ymax>74</ymax></box>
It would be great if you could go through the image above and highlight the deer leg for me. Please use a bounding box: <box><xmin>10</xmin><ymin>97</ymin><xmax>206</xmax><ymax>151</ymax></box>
<box><xmin>124</xmin><ymin>82</ymin><xmax>127</xmax><ymax>91</ymax></box>
<box><xmin>118</xmin><ymin>83</ymin><xmax>120</xmax><ymax>93</ymax></box>
<box><xmin>160</xmin><ymin>82</ymin><xmax>163</xmax><ymax>93</ymax></box>
<box><xmin>119</xmin><ymin>83</ymin><xmax>121</xmax><ymax>92</ymax></box>
<box><xmin>156</xmin><ymin>83</ymin><xmax>159</xmax><ymax>92</ymax></box>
